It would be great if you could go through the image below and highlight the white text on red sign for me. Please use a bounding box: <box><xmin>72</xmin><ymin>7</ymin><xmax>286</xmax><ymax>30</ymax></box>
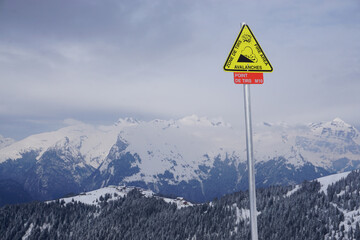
<box><xmin>234</xmin><ymin>72</ymin><xmax>264</xmax><ymax>84</ymax></box>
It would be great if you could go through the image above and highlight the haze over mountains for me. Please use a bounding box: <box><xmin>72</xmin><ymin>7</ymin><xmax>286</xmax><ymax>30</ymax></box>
<box><xmin>0</xmin><ymin>115</ymin><xmax>359</xmax><ymax>205</ymax></box>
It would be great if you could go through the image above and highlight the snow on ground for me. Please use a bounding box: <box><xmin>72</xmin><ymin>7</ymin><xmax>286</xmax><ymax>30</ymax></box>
<box><xmin>285</xmin><ymin>170</ymin><xmax>360</xmax><ymax>239</ymax></box>
<box><xmin>317</xmin><ymin>171</ymin><xmax>351</xmax><ymax>194</ymax></box>
<box><xmin>162</xmin><ymin>196</ymin><xmax>194</xmax><ymax>209</ymax></box>
<box><xmin>232</xmin><ymin>203</ymin><xmax>250</xmax><ymax>223</ymax></box>
<box><xmin>229</xmin><ymin>203</ymin><xmax>251</xmax><ymax>235</ymax></box>
<box><xmin>285</xmin><ymin>171</ymin><xmax>352</xmax><ymax>197</ymax></box>
<box><xmin>330</xmin><ymin>202</ymin><xmax>360</xmax><ymax>239</ymax></box>
<box><xmin>341</xmin><ymin>209</ymin><xmax>360</xmax><ymax>234</ymax></box>
<box><xmin>286</xmin><ymin>185</ymin><xmax>301</xmax><ymax>197</ymax></box>
<box><xmin>22</xmin><ymin>223</ymin><xmax>34</xmax><ymax>240</ymax></box>
<box><xmin>58</xmin><ymin>185</ymin><xmax>135</xmax><ymax>205</ymax></box>
<box><xmin>54</xmin><ymin>185</ymin><xmax>192</xmax><ymax>209</ymax></box>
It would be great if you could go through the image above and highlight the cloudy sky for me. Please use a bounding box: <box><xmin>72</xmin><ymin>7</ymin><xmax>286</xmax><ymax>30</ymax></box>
<box><xmin>1</xmin><ymin>0</ymin><xmax>359</xmax><ymax>139</ymax></box>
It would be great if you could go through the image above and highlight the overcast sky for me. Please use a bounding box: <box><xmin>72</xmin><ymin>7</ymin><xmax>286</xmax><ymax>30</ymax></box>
<box><xmin>1</xmin><ymin>0</ymin><xmax>359</xmax><ymax>139</ymax></box>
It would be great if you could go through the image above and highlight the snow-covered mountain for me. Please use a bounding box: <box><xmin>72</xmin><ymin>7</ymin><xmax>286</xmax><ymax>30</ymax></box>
<box><xmin>0</xmin><ymin>119</ymin><xmax>137</xmax><ymax>168</ymax></box>
<box><xmin>254</xmin><ymin>118</ymin><xmax>360</xmax><ymax>168</ymax></box>
<box><xmin>0</xmin><ymin>135</ymin><xmax>14</xmax><ymax>150</ymax></box>
<box><xmin>0</xmin><ymin>115</ymin><xmax>359</xmax><ymax>204</ymax></box>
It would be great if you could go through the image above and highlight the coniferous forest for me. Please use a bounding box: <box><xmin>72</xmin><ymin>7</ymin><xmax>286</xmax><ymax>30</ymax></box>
<box><xmin>2</xmin><ymin>171</ymin><xmax>360</xmax><ymax>240</ymax></box>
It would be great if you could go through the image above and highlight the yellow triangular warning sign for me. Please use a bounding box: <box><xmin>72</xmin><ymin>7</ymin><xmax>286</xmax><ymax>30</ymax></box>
<box><xmin>224</xmin><ymin>24</ymin><xmax>273</xmax><ymax>72</ymax></box>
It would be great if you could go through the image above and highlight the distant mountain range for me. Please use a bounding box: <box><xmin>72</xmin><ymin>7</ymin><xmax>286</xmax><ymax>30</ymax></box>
<box><xmin>0</xmin><ymin>115</ymin><xmax>359</xmax><ymax>205</ymax></box>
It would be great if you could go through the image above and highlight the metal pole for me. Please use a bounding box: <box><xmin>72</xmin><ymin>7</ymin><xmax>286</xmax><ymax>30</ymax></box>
<box><xmin>243</xmin><ymin>83</ymin><xmax>258</xmax><ymax>240</ymax></box>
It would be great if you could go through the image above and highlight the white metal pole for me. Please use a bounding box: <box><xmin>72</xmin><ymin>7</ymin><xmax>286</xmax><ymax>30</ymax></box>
<box><xmin>243</xmin><ymin>83</ymin><xmax>258</xmax><ymax>240</ymax></box>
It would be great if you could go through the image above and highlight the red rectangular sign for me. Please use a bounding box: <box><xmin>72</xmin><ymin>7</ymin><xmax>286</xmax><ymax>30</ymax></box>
<box><xmin>234</xmin><ymin>72</ymin><xmax>264</xmax><ymax>84</ymax></box>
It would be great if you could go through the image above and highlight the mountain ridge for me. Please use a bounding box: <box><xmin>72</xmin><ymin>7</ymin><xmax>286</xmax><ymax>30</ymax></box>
<box><xmin>0</xmin><ymin>116</ymin><xmax>359</xmax><ymax>204</ymax></box>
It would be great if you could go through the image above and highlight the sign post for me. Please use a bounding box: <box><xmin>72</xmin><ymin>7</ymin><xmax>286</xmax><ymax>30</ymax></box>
<box><xmin>243</xmin><ymin>83</ymin><xmax>258</xmax><ymax>240</ymax></box>
<box><xmin>223</xmin><ymin>23</ymin><xmax>273</xmax><ymax>240</ymax></box>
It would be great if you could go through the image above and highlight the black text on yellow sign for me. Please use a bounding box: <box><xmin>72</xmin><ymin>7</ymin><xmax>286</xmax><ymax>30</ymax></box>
<box><xmin>224</xmin><ymin>24</ymin><xmax>273</xmax><ymax>72</ymax></box>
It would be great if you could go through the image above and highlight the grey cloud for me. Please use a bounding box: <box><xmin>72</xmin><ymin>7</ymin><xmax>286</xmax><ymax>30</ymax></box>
<box><xmin>0</xmin><ymin>0</ymin><xmax>360</xmax><ymax>139</ymax></box>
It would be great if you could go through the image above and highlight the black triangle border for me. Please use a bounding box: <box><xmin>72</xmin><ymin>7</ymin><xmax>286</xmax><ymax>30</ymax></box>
<box><xmin>223</xmin><ymin>24</ymin><xmax>273</xmax><ymax>72</ymax></box>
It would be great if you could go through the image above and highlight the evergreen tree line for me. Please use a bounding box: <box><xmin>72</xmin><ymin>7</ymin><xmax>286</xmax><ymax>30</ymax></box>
<box><xmin>2</xmin><ymin>171</ymin><xmax>360</xmax><ymax>239</ymax></box>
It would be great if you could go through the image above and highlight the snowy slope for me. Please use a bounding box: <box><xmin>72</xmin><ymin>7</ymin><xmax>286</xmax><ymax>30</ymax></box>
<box><xmin>285</xmin><ymin>170</ymin><xmax>360</xmax><ymax>239</ymax></box>
<box><xmin>57</xmin><ymin>185</ymin><xmax>192</xmax><ymax>209</ymax></box>
<box><xmin>99</xmin><ymin>115</ymin><xmax>242</xmax><ymax>184</ymax></box>
<box><xmin>317</xmin><ymin>171</ymin><xmax>352</xmax><ymax>194</ymax></box>
<box><xmin>286</xmin><ymin>171</ymin><xmax>352</xmax><ymax>197</ymax></box>
<box><xmin>0</xmin><ymin>135</ymin><xmax>14</xmax><ymax>150</ymax></box>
